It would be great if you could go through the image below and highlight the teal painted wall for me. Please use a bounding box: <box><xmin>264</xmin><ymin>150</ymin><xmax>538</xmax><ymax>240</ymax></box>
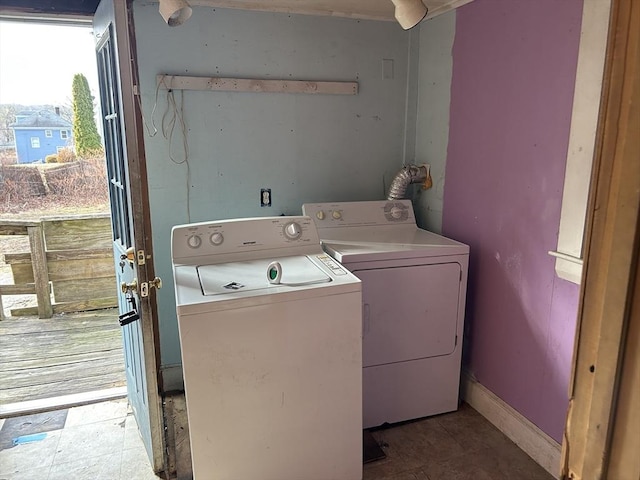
<box><xmin>412</xmin><ymin>11</ymin><xmax>456</xmax><ymax>234</ymax></box>
<box><xmin>132</xmin><ymin>3</ymin><xmax>411</xmax><ymax>370</ymax></box>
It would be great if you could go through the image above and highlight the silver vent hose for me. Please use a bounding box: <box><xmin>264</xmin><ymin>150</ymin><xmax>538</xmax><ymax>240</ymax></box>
<box><xmin>387</xmin><ymin>164</ymin><xmax>429</xmax><ymax>200</ymax></box>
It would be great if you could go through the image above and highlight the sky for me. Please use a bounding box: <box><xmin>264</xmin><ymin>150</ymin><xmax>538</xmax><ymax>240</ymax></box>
<box><xmin>0</xmin><ymin>21</ymin><xmax>100</xmax><ymax>106</ymax></box>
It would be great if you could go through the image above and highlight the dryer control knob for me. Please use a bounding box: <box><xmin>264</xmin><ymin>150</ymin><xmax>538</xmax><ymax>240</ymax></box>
<box><xmin>316</xmin><ymin>211</ymin><xmax>326</xmax><ymax>220</ymax></box>
<box><xmin>210</xmin><ymin>232</ymin><xmax>224</xmax><ymax>246</ymax></box>
<box><xmin>332</xmin><ymin>210</ymin><xmax>342</xmax><ymax>220</ymax></box>
<box><xmin>390</xmin><ymin>206</ymin><xmax>403</xmax><ymax>219</ymax></box>
<box><xmin>187</xmin><ymin>235</ymin><xmax>201</xmax><ymax>249</ymax></box>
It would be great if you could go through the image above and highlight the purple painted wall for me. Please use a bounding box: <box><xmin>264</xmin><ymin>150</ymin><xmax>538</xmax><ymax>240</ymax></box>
<box><xmin>443</xmin><ymin>0</ymin><xmax>583</xmax><ymax>442</ymax></box>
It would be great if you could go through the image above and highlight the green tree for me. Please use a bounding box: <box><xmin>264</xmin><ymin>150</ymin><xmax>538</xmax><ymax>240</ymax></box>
<box><xmin>71</xmin><ymin>74</ymin><xmax>102</xmax><ymax>156</ymax></box>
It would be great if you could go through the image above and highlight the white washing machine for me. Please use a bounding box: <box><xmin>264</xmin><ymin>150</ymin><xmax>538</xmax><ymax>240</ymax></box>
<box><xmin>171</xmin><ymin>216</ymin><xmax>362</xmax><ymax>480</ymax></box>
<box><xmin>302</xmin><ymin>200</ymin><xmax>469</xmax><ymax>429</ymax></box>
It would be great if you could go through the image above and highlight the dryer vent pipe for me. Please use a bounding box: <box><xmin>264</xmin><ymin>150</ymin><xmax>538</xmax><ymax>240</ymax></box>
<box><xmin>387</xmin><ymin>164</ymin><xmax>429</xmax><ymax>200</ymax></box>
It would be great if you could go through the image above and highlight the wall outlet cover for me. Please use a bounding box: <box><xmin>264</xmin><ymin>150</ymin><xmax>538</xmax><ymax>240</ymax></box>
<box><xmin>260</xmin><ymin>188</ymin><xmax>272</xmax><ymax>207</ymax></box>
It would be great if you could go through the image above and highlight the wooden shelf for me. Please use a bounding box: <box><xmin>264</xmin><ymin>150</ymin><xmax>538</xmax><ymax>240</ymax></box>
<box><xmin>157</xmin><ymin>74</ymin><xmax>358</xmax><ymax>96</ymax></box>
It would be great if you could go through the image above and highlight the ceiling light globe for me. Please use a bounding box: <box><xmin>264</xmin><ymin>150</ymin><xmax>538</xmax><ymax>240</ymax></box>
<box><xmin>391</xmin><ymin>0</ymin><xmax>428</xmax><ymax>30</ymax></box>
<box><xmin>159</xmin><ymin>0</ymin><xmax>193</xmax><ymax>27</ymax></box>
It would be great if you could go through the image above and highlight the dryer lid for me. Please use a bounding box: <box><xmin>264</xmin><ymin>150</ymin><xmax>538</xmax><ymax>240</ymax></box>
<box><xmin>197</xmin><ymin>256</ymin><xmax>331</xmax><ymax>296</ymax></box>
<box><xmin>321</xmin><ymin>228</ymin><xmax>469</xmax><ymax>263</ymax></box>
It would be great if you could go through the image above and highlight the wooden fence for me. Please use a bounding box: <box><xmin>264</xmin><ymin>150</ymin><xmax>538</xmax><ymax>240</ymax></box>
<box><xmin>0</xmin><ymin>214</ymin><xmax>117</xmax><ymax>320</ymax></box>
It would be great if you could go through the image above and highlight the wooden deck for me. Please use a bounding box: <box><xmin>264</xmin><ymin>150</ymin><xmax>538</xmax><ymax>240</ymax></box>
<box><xmin>0</xmin><ymin>308</ymin><xmax>126</xmax><ymax>407</ymax></box>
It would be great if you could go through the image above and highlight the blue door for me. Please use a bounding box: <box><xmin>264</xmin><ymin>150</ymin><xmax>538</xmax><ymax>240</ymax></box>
<box><xmin>94</xmin><ymin>0</ymin><xmax>164</xmax><ymax>473</ymax></box>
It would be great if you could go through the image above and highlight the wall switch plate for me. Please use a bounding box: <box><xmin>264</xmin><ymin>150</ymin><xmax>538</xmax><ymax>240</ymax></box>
<box><xmin>260</xmin><ymin>188</ymin><xmax>272</xmax><ymax>207</ymax></box>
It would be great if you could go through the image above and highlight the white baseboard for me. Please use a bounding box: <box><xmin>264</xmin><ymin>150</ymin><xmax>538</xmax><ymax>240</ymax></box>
<box><xmin>461</xmin><ymin>373</ymin><xmax>562</xmax><ymax>479</ymax></box>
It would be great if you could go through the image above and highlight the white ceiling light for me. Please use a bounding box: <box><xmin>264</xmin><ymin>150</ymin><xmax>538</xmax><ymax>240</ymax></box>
<box><xmin>391</xmin><ymin>0</ymin><xmax>428</xmax><ymax>30</ymax></box>
<box><xmin>159</xmin><ymin>0</ymin><xmax>193</xmax><ymax>26</ymax></box>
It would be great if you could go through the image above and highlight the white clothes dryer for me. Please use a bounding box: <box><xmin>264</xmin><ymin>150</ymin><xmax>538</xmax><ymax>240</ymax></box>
<box><xmin>302</xmin><ymin>200</ymin><xmax>469</xmax><ymax>429</ymax></box>
<box><xmin>171</xmin><ymin>216</ymin><xmax>362</xmax><ymax>480</ymax></box>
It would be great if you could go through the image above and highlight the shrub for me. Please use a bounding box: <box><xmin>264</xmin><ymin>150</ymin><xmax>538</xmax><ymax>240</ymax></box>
<box><xmin>0</xmin><ymin>164</ymin><xmax>47</xmax><ymax>200</ymax></box>
<box><xmin>0</xmin><ymin>148</ymin><xmax>17</xmax><ymax>165</ymax></box>
<box><xmin>0</xmin><ymin>153</ymin><xmax>109</xmax><ymax>213</ymax></box>
<box><xmin>56</xmin><ymin>148</ymin><xmax>77</xmax><ymax>163</ymax></box>
<box><xmin>45</xmin><ymin>154</ymin><xmax>58</xmax><ymax>163</ymax></box>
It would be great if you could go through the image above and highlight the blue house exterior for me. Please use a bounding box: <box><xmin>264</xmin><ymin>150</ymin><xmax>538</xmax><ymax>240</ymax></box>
<box><xmin>11</xmin><ymin>110</ymin><xmax>73</xmax><ymax>164</ymax></box>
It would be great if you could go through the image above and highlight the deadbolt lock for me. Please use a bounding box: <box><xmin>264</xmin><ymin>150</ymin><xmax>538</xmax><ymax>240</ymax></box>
<box><xmin>120</xmin><ymin>247</ymin><xmax>136</xmax><ymax>264</ymax></box>
<box><xmin>121</xmin><ymin>278</ymin><xmax>138</xmax><ymax>294</ymax></box>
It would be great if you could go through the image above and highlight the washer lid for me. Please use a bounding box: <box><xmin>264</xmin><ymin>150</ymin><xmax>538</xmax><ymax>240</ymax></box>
<box><xmin>197</xmin><ymin>256</ymin><xmax>331</xmax><ymax>296</ymax></box>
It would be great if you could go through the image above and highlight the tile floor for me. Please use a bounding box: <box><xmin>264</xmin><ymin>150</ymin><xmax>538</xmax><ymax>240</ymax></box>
<box><xmin>0</xmin><ymin>400</ymin><xmax>555</xmax><ymax>480</ymax></box>
<box><xmin>0</xmin><ymin>399</ymin><xmax>156</xmax><ymax>480</ymax></box>
<box><xmin>364</xmin><ymin>403</ymin><xmax>555</xmax><ymax>480</ymax></box>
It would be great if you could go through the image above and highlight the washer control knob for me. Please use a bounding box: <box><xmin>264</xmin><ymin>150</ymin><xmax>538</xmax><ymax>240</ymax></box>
<box><xmin>316</xmin><ymin>211</ymin><xmax>325</xmax><ymax>220</ymax></box>
<box><xmin>210</xmin><ymin>232</ymin><xmax>224</xmax><ymax>246</ymax></box>
<box><xmin>187</xmin><ymin>234</ymin><xmax>201</xmax><ymax>249</ymax></box>
<box><xmin>390</xmin><ymin>206</ymin><xmax>403</xmax><ymax>219</ymax></box>
<box><xmin>283</xmin><ymin>222</ymin><xmax>302</xmax><ymax>240</ymax></box>
<box><xmin>332</xmin><ymin>210</ymin><xmax>342</xmax><ymax>220</ymax></box>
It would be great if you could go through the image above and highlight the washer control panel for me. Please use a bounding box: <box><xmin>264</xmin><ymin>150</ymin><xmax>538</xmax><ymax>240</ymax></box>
<box><xmin>283</xmin><ymin>221</ymin><xmax>303</xmax><ymax>240</ymax></box>
<box><xmin>172</xmin><ymin>216</ymin><xmax>320</xmax><ymax>261</ymax></box>
<box><xmin>302</xmin><ymin>199</ymin><xmax>416</xmax><ymax>228</ymax></box>
<box><xmin>315</xmin><ymin>254</ymin><xmax>347</xmax><ymax>276</ymax></box>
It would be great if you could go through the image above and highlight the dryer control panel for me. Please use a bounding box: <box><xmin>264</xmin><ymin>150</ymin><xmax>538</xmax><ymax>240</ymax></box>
<box><xmin>302</xmin><ymin>199</ymin><xmax>416</xmax><ymax>228</ymax></box>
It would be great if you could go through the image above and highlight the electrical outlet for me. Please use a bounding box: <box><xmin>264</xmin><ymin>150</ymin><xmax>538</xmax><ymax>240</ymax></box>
<box><xmin>260</xmin><ymin>188</ymin><xmax>272</xmax><ymax>207</ymax></box>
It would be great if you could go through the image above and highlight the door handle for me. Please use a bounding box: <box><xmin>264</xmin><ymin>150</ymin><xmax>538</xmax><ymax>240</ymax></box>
<box><xmin>121</xmin><ymin>278</ymin><xmax>138</xmax><ymax>294</ymax></box>
<box><xmin>139</xmin><ymin>277</ymin><xmax>162</xmax><ymax>298</ymax></box>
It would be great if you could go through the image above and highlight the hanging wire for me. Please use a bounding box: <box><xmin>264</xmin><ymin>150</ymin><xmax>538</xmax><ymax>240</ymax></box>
<box><xmin>161</xmin><ymin>85</ymin><xmax>191</xmax><ymax>222</ymax></box>
<box><xmin>136</xmin><ymin>76</ymin><xmax>161</xmax><ymax>138</ymax></box>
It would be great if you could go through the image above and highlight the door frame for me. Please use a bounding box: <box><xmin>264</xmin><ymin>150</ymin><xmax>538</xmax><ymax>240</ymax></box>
<box><xmin>92</xmin><ymin>0</ymin><xmax>165</xmax><ymax>473</ymax></box>
<box><xmin>560</xmin><ymin>0</ymin><xmax>640</xmax><ymax>477</ymax></box>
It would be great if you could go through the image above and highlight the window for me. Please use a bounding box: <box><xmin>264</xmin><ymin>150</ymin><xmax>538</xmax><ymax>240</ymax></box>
<box><xmin>549</xmin><ymin>0</ymin><xmax>611</xmax><ymax>284</ymax></box>
<box><xmin>45</xmin><ymin>130</ymin><xmax>53</xmax><ymax>137</ymax></box>
<box><xmin>60</xmin><ymin>130</ymin><xmax>69</xmax><ymax>140</ymax></box>
<box><xmin>31</xmin><ymin>137</ymin><xmax>40</xmax><ymax>148</ymax></box>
